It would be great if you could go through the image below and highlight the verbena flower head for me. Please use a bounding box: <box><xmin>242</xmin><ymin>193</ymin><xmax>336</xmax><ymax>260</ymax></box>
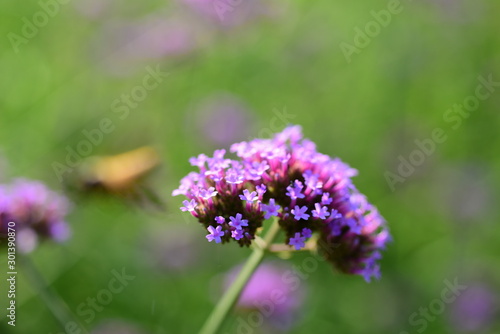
<box><xmin>0</xmin><ymin>179</ymin><xmax>71</xmax><ymax>253</ymax></box>
<box><xmin>173</xmin><ymin>125</ymin><xmax>391</xmax><ymax>281</ymax></box>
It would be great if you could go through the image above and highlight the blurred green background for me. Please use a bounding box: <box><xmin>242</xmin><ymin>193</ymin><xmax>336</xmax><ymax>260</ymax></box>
<box><xmin>1</xmin><ymin>0</ymin><xmax>499</xmax><ymax>333</ymax></box>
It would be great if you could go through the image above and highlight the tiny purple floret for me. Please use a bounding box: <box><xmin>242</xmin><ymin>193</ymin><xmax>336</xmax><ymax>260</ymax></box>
<box><xmin>231</xmin><ymin>229</ymin><xmax>245</xmax><ymax>240</ymax></box>
<box><xmin>206</xmin><ymin>225</ymin><xmax>225</xmax><ymax>243</ymax></box>
<box><xmin>181</xmin><ymin>199</ymin><xmax>197</xmax><ymax>212</ymax></box>
<box><xmin>229</xmin><ymin>213</ymin><xmax>249</xmax><ymax>230</ymax></box>
<box><xmin>312</xmin><ymin>203</ymin><xmax>330</xmax><ymax>220</ymax></box>
<box><xmin>261</xmin><ymin>198</ymin><xmax>281</xmax><ymax>219</ymax></box>
<box><xmin>215</xmin><ymin>216</ymin><xmax>225</xmax><ymax>225</ymax></box>
<box><xmin>289</xmin><ymin>232</ymin><xmax>306</xmax><ymax>250</ymax></box>
<box><xmin>302</xmin><ymin>228</ymin><xmax>312</xmax><ymax>238</ymax></box>
<box><xmin>291</xmin><ymin>205</ymin><xmax>310</xmax><ymax>221</ymax></box>
<box><xmin>286</xmin><ymin>180</ymin><xmax>305</xmax><ymax>199</ymax></box>
<box><xmin>239</xmin><ymin>189</ymin><xmax>258</xmax><ymax>202</ymax></box>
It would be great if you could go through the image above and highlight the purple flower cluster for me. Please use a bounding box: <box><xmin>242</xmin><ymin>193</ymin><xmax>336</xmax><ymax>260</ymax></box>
<box><xmin>0</xmin><ymin>179</ymin><xmax>71</xmax><ymax>253</ymax></box>
<box><xmin>173</xmin><ymin>125</ymin><xmax>391</xmax><ymax>281</ymax></box>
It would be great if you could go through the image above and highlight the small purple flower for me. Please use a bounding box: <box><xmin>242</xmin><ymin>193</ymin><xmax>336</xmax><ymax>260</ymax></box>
<box><xmin>213</xmin><ymin>149</ymin><xmax>226</xmax><ymax>160</ymax></box>
<box><xmin>286</xmin><ymin>180</ymin><xmax>305</xmax><ymax>199</ymax></box>
<box><xmin>229</xmin><ymin>213</ymin><xmax>248</xmax><ymax>230</ymax></box>
<box><xmin>346</xmin><ymin>218</ymin><xmax>362</xmax><ymax>235</ymax></box>
<box><xmin>256</xmin><ymin>184</ymin><xmax>267</xmax><ymax>197</ymax></box>
<box><xmin>303</xmin><ymin>170</ymin><xmax>323</xmax><ymax>190</ymax></box>
<box><xmin>321</xmin><ymin>192</ymin><xmax>333</xmax><ymax>205</ymax></box>
<box><xmin>206</xmin><ymin>225</ymin><xmax>225</xmax><ymax>243</ymax></box>
<box><xmin>246</xmin><ymin>161</ymin><xmax>270</xmax><ymax>180</ymax></box>
<box><xmin>312</xmin><ymin>203</ymin><xmax>330</xmax><ymax>220</ymax></box>
<box><xmin>302</xmin><ymin>228</ymin><xmax>312</xmax><ymax>238</ymax></box>
<box><xmin>291</xmin><ymin>205</ymin><xmax>310</xmax><ymax>221</ymax></box>
<box><xmin>261</xmin><ymin>199</ymin><xmax>281</xmax><ymax>219</ymax></box>
<box><xmin>239</xmin><ymin>189</ymin><xmax>258</xmax><ymax>202</ymax></box>
<box><xmin>330</xmin><ymin>209</ymin><xmax>342</xmax><ymax>219</ymax></box>
<box><xmin>172</xmin><ymin>172</ymin><xmax>199</xmax><ymax>196</ymax></box>
<box><xmin>189</xmin><ymin>154</ymin><xmax>208</xmax><ymax>168</ymax></box>
<box><xmin>225</xmin><ymin>168</ymin><xmax>245</xmax><ymax>184</ymax></box>
<box><xmin>180</xmin><ymin>199</ymin><xmax>198</xmax><ymax>212</ymax></box>
<box><xmin>199</xmin><ymin>187</ymin><xmax>217</xmax><ymax>200</ymax></box>
<box><xmin>289</xmin><ymin>233</ymin><xmax>306</xmax><ymax>250</ymax></box>
<box><xmin>231</xmin><ymin>229</ymin><xmax>245</xmax><ymax>240</ymax></box>
<box><xmin>215</xmin><ymin>216</ymin><xmax>225</xmax><ymax>225</ymax></box>
<box><xmin>362</xmin><ymin>263</ymin><xmax>381</xmax><ymax>283</ymax></box>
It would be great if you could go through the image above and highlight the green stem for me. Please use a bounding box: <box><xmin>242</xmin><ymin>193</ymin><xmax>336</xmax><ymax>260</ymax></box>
<box><xmin>20</xmin><ymin>256</ymin><xmax>89</xmax><ymax>334</ymax></box>
<box><xmin>198</xmin><ymin>218</ymin><xmax>281</xmax><ymax>334</ymax></box>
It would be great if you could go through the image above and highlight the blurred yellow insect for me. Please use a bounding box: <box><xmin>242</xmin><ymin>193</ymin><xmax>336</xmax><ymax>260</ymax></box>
<box><xmin>69</xmin><ymin>146</ymin><xmax>164</xmax><ymax>209</ymax></box>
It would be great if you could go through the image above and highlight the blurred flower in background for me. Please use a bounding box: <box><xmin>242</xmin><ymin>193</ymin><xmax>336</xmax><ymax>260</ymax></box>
<box><xmin>224</xmin><ymin>261</ymin><xmax>305</xmax><ymax>332</ymax></box>
<box><xmin>190</xmin><ymin>92</ymin><xmax>254</xmax><ymax>148</ymax></box>
<box><xmin>449</xmin><ymin>282</ymin><xmax>499</xmax><ymax>333</ymax></box>
<box><xmin>85</xmin><ymin>0</ymin><xmax>286</xmax><ymax>76</ymax></box>
<box><xmin>0</xmin><ymin>179</ymin><xmax>71</xmax><ymax>253</ymax></box>
<box><xmin>178</xmin><ymin>0</ymin><xmax>281</xmax><ymax>28</ymax></box>
<box><xmin>92</xmin><ymin>15</ymin><xmax>206</xmax><ymax>75</ymax></box>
